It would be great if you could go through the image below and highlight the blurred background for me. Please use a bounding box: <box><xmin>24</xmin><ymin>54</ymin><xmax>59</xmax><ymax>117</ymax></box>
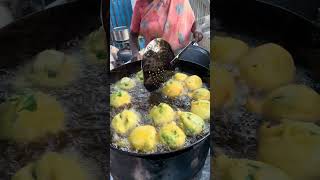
<box><xmin>109</xmin><ymin>0</ymin><xmax>210</xmax><ymax>69</ymax></box>
<box><xmin>109</xmin><ymin>0</ymin><xmax>210</xmax><ymax>48</ymax></box>
<box><xmin>0</xmin><ymin>0</ymin><xmax>75</xmax><ymax>28</ymax></box>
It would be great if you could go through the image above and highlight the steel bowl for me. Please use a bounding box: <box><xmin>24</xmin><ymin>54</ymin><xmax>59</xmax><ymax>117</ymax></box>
<box><xmin>112</xmin><ymin>26</ymin><xmax>130</xmax><ymax>42</ymax></box>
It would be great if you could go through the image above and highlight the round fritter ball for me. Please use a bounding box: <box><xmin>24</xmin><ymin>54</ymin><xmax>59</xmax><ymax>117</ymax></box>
<box><xmin>212</xmin><ymin>36</ymin><xmax>249</xmax><ymax>65</ymax></box>
<box><xmin>0</xmin><ymin>91</ymin><xmax>65</xmax><ymax>143</ymax></box>
<box><xmin>33</xmin><ymin>50</ymin><xmax>65</xmax><ymax>72</ymax></box>
<box><xmin>211</xmin><ymin>65</ymin><xmax>236</xmax><ymax>109</ymax></box>
<box><xmin>117</xmin><ymin>77</ymin><xmax>136</xmax><ymax>90</ymax></box>
<box><xmin>191</xmin><ymin>100</ymin><xmax>210</xmax><ymax>121</ymax></box>
<box><xmin>136</xmin><ymin>70</ymin><xmax>144</xmax><ymax>82</ymax></box>
<box><xmin>129</xmin><ymin>125</ymin><xmax>157</xmax><ymax>152</ymax></box>
<box><xmin>84</xmin><ymin>27</ymin><xmax>107</xmax><ymax>64</ymax></box>
<box><xmin>173</xmin><ymin>72</ymin><xmax>188</xmax><ymax>81</ymax></box>
<box><xmin>262</xmin><ymin>84</ymin><xmax>320</xmax><ymax>122</ymax></box>
<box><xmin>149</xmin><ymin>103</ymin><xmax>175</xmax><ymax>126</ymax></box>
<box><xmin>258</xmin><ymin>120</ymin><xmax>320</xmax><ymax>180</ymax></box>
<box><xmin>110</xmin><ymin>90</ymin><xmax>131</xmax><ymax>108</ymax></box>
<box><xmin>178</xmin><ymin>112</ymin><xmax>205</xmax><ymax>136</ymax></box>
<box><xmin>18</xmin><ymin>49</ymin><xmax>80</xmax><ymax>88</ymax></box>
<box><xmin>185</xmin><ymin>75</ymin><xmax>203</xmax><ymax>91</ymax></box>
<box><xmin>215</xmin><ymin>155</ymin><xmax>291</xmax><ymax>180</ymax></box>
<box><xmin>239</xmin><ymin>43</ymin><xmax>295</xmax><ymax>91</ymax></box>
<box><xmin>159</xmin><ymin>122</ymin><xmax>186</xmax><ymax>149</ymax></box>
<box><xmin>162</xmin><ymin>80</ymin><xmax>184</xmax><ymax>98</ymax></box>
<box><xmin>111</xmin><ymin>109</ymin><xmax>140</xmax><ymax>135</ymax></box>
<box><xmin>13</xmin><ymin>152</ymin><xmax>90</xmax><ymax>180</ymax></box>
<box><xmin>189</xmin><ymin>88</ymin><xmax>210</xmax><ymax>101</ymax></box>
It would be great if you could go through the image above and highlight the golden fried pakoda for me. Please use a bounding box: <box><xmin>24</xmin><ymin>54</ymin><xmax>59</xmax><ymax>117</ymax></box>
<box><xmin>212</xmin><ymin>36</ymin><xmax>249</xmax><ymax>65</ymax></box>
<box><xmin>178</xmin><ymin>112</ymin><xmax>205</xmax><ymax>136</ymax></box>
<box><xmin>258</xmin><ymin>120</ymin><xmax>320</xmax><ymax>180</ymax></box>
<box><xmin>110</xmin><ymin>90</ymin><xmax>131</xmax><ymax>108</ymax></box>
<box><xmin>13</xmin><ymin>152</ymin><xmax>91</xmax><ymax>180</ymax></box>
<box><xmin>159</xmin><ymin>122</ymin><xmax>186</xmax><ymax>149</ymax></box>
<box><xmin>211</xmin><ymin>65</ymin><xmax>236</xmax><ymax>109</ymax></box>
<box><xmin>191</xmin><ymin>100</ymin><xmax>210</xmax><ymax>121</ymax></box>
<box><xmin>16</xmin><ymin>49</ymin><xmax>80</xmax><ymax>88</ymax></box>
<box><xmin>111</xmin><ymin>109</ymin><xmax>140</xmax><ymax>135</ymax></box>
<box><xmin>162</xmin><ymin>79</ymin><xmax>184</xmax><ymax>98</ymax></box>
<box><xmin>262</xmin><ymin>84</ymin><xmax>320</xmax><ymax>122</ymax></box>
<box><xmin>0</xmin><ymin>91</ymin><xmax>65</xmax><ymax>143</ymax></box>
<box><xmin>239</xmin><ymin>43</ymin><xmax>295</xmax><ymax>91</ymax></box>
<box><xmin>215</xmin><ymin>155</ymin><xmax>291</xmax><ymax>180</ymax></box>
<box><xmin>188</xmin><ymin>88</ymin><xmax>210</xmax><ymax>101</ymax></box>
<box><xmin>149</xmin><ymin>103</ymin><xmax>175</xmax><ymax>126</ymax></box>
<box><xmin>129</xmin><ymin>125</ymin><xmax>157</xmax><ymax>152</ymax></box>
<box><xmin>185</xmin><ymin>75</ymin><xmax>203</xmax><ymax>91</ymax></box>
<box><xmin>136</xmin><ymin>70</ymin><xmax>144</xmax><ymax>82</ymax></box>
<box><xmin>83</xmin><ymin>27</ymin><xmax>107</xmax><ymax>64</ymax></box>
<box><xmin>173</xmin><ymin>72</ymin><xmax>188</xmax><ymax>81</ymax></box>
<box><xmin>117</xmin><ymin>77</ymin><xmax>136</xmax><ymax>90</ymax></box>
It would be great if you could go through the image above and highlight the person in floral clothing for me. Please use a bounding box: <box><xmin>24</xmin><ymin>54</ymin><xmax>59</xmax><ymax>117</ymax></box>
<box><xmin>129</xmin><ymin>0</ymin><xmax>203</xmax><ymax>60</ymax></box>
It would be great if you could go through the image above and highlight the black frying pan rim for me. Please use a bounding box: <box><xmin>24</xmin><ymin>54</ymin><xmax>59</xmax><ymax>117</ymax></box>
<box><xmin>110</xmin><ymin>60</ymin><xmax>210</xmax><ymax>157</ymax></box>
<box><xmin>254</xmin><ymin>0</ymin><xmax>318</xmax><ymax>26</ymax></box>
<box><xmin>214</xmin><ymin>0</ymin><xmax>320</xmax><ymax>81</ymax></box>
<box><xmin>110</xmin><ymin>133</ymin><xmax>210</xmax><ymax>157</ymax></box>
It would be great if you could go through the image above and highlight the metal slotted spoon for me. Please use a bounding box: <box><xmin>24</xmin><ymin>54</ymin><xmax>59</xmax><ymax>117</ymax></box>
<box><xmin>142</xmin><ymin>38</ymin><xmax>196</xmax><ymax>91</ymax></box>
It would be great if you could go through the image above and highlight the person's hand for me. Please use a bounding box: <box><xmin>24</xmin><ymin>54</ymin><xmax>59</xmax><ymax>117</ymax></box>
<box><xmin>193</xmin><ymin>31</ymin><xmax>203</xmax><ymax>42</ymax></box>
<box><xmin>132</xmin><ymin>52</ymin><xmax>143</xmax><ymax>61</ymax></box>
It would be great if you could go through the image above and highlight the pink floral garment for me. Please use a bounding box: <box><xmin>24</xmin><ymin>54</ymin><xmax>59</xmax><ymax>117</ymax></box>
<box><xmin>130</xmin><ymin>0</ymin><xmax>195</xmax><ymax>51</ymax></box>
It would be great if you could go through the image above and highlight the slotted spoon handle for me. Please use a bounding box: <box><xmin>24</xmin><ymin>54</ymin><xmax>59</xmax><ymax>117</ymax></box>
<box><xmin>170</xmin><ymin>40</ymin><xmax>196</xmax><ymax>66</ymax></box>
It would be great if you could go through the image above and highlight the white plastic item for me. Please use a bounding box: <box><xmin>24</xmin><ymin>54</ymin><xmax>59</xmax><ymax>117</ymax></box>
<box><xmin>110</xmin><ymin>45</ymin><xmax>119</xmax><ymax>60</ymax></box>
<box><xmin>0</xmin><ymin>5</ymin><xmax>13</xmax><ymax>28</ymax></box>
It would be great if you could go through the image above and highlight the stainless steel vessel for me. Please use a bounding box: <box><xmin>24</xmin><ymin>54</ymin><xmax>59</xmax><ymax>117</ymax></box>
<box><xmin>112</xmin><ymin>26</ymin><xmax>130</xmax><ymax>42</ymax></box>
